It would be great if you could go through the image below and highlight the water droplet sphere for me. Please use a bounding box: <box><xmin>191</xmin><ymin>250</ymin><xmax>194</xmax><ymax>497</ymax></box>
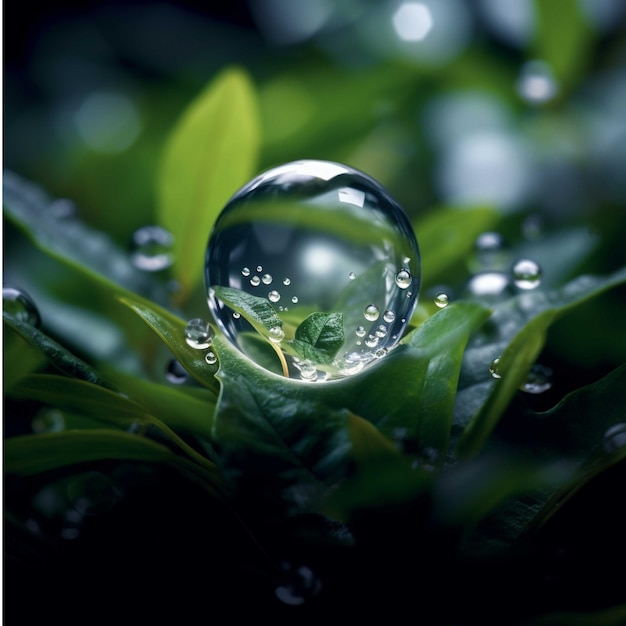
<box><xmin>205</xmin><ymin>160</ymin><xmax>421</xmax><ymax>380</ymax></box>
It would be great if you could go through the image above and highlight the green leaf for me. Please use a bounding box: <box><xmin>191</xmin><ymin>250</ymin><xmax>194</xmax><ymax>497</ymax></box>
<box><xmin>3</xmin><ymin>311</ymin><xmax>111</xmax><ymax>388</ymax></box>
<box><xmin>211</xmin><ymin>335</ymin><xmax>352</xmax><ymax>513</ymax></box>
<box><xmin>3</xmin><ymin>171</ymin><xmax>170</xmax><ymax>305</ymax></box>
<box><xmin>117</xmin><ymin>293</ymin><xmax>220</xmax><ymax>395</ymax></box>
<box><xmin>457</xmin><ymin>364</ymin><xmax>626</xmax><ymax>553</ymax></box>
<box><xmin>532</xmin><ymin>0</ymin><xmax>593</xmax><ymax>92</ymax></box>
<box><xmin>290</xmin><ymin>312</ymin><xmax>344</xmax><ymax>365</ymax></box>
<box><xmin>2</xmin><ymin>320</ymin><xmax>46</xmax><ymax>390</ymax></box>
<box><xmin>211</xmin><ymin>286</ymin><xmax>282</xmax><ymax>338</ymax></box>
<box><xmin>455</xmin><ymin>267</ymin><xmax>626</xmax><ymax>460</ymax></box>
<box><xmin>157</xmin><ymin>67</ymin><xmax>261</xmax><ymax>300</ymax></box>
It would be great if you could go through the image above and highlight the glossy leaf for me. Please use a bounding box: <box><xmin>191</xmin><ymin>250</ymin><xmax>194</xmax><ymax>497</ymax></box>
<box><xmin>291</xmin><ymin>312</ymin><xmax>344</xmax><ymax>365</ymax></box>
<box><xmin>456</xmin><ymin>267</ymin><xmax>626</xmax><ymax>459</ymax></box>
<box><xmin>3</xmin><ymin>311</ymin><xmax>111</xmax><ymax>388</ymax></box>
<box><xmin>157</xmin><ymin>67</ymin><xmax>261</xmax><ymax>300</ymax></box>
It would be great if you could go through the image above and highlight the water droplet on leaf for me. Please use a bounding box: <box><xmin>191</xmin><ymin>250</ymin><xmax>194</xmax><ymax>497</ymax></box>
<box><xmin>472</xmin><ymin>232</ymin><xmax>509</xmax><ymax>271</ymax></box>
<box><xmin>130</xmin><ymin>225</ymin><xmax>174</xmax><ymax>271</ymax></box>
<box><xmin>3</xmin><ymin>285</ymin><xmax>41</xmax><ymax>327</ymax></box>
<box><xmin>434</xmin><ymin>292</ymin><xmax>449</xmax><ymax>308</ymax></box>
<box><xmin>489</xmin><ymin>357</ymin><xmax>502</xmax><ymax>379</ymax></box>
<box><xmin>520</xmin><ymin>363</ymin><xmax>553</xmax><ymax>394</ymax></box>
<box><xmin>205</xmin><ymin>351</ymin><xmax>217</xmax><ymax>365</ymax></box>
<box><xmin>603</xmin><ymin>423</ymin><xmax>626</xmax><ymax>454</ymax></box>
<box><xmin>205</xmin><ymin>160</ymin><xmax>420</xmax><ymax>380</ymax></box>
<box><xmin>513</xmin><ymin>258</ymin><xmax>542</xmax><ymax>290</ymax></box>
<box><xmin>165</xmin><ymin>359</ymin><xmax>188</xmax><ymax>384</ymax></box>
<box><xmin>274</xmin><ymin>563</ymin><xmax>322</xmax><ymax>606</ymax></box>
<box><xmin>184</xmin><ymin>318</ymin><xmax>213</xmax><ymax>349</ymax></box>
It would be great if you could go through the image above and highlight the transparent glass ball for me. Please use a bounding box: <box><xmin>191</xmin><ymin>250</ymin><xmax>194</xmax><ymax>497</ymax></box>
<box><xmin>204</xmin><ymin>160</ymin><xmax>421</xmax><ymax>380</ymax></box>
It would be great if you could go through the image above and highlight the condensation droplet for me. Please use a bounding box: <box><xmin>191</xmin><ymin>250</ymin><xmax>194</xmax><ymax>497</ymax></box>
<box><xmin>375</xmin><ymin>324</ymin><xmax>387</xmax><ymax>338</ymax></box>
<box><xmin>512</xmin><ymin>258</ymin><xmax>542</xmax><ymax>290</ymax></box>
<box><xmin>292</xmin><ymin>296</ymin><xmax>299</xmax><ymax>303</ymax></box>
<box><xmin>395</xmin><ymin>269</ymin><xmax>412</xmax><ymax>289</ymax></box>
<box><xmin>383</xmin><ymin>310</ymin><xmax>396</xmax><ymax>323</ymax></box>
<box><xmin>205</xmin><ymin>351</ymin><xmax>217</xmax><ymax>365</ymax></box>
<box><xmin>375</xmin><ymin>347</ymin><xmax>388</xmax><ymax>358</ymax></box>
<box><xmin>603</xmin><ymin>423</ymin><xmax>626</xmax><ymax>454</ymax></box>
<box><xmin>3</xmin><ymin>285</ymin><xmax>42</xmax><ymax>327</ymax></box>
<box><xmin>467</xmin><ymin>271</ymin><xmax>510</xmax><ymax>298</ymax></box>
<box><xmin>355</xmin><ymin>325</ymin><xmax>366</xmax><ymax>337</ymax></box>
<box><xmin>365</xmin><ymin>335</ymin><xmax>379</xmax><ymax>348</ymax></box>
<box><xmin>262</xmin><ymin>274</ymin><xmax>273</xmax><ymax>285</ymax></box>
<box><xmin>184</xmin><ymin>318</ymin><xmax>213</xmax><ymax>349</ymax></box>
<box><xmin>130</xmin><ymin>225</ymin><xmax>174</xmax><ymax>271</ymax></box>
<box><xmin>520</xmin><ymin>363</ymin><xmax>553</xmax><ymax>394</ymax></box>
<box><xmin>269</xmin><ymin>326</ymin><xmax>285</xmax><ymax>343</ymax></box>
<box><xmin>256</xmin><ymin>265</ymin><xmax>263</xmax><ymax>272</ymax></box>
<box><xmin>241</xmin><ymin>267</ymin><xmax>251</xmax><ymax>277</ymax></box>
<box><xmin>364</xmin><ymin>304</ymin><xmax>380</xmax><ymax>321</ymax></box>
<box><xmin>283</xmin><ymin>277</ymin><xmax>291</xmax><ymax>286</ymax></box>
<box><xmin>434</xmin><ymin>292</ymin><xmax>449</xmax><ymax>308</ymax></box>
<box><xmin>250</xmin><ymin>276</ymin><xmax>261</xmax><ymax>286</ymax></box>
<box><xmin>233</xmin><ymin>312</ymin><xmax>241</xmax><ymax>319</ymax></box>
<box><xmin>268</xmin><ymin>290</ymin><xmax>281</xmax><ymax>303</ymax></box>
<box><xmin>165</xmin><ymin>359</ymin><xmax>188</xmax><ymax>384</ymax></box>
<box><xmin>472</xmin><ymin>232</ymin><xmax>509</xmax><ymax>272</ymax></box>
<box><xmin>348</xmin><ymin>272</ymin><xmax>356</xmax><ymax>280</ymax></box>
<box><xmin>489</xmin><ymin>357</ymin><xmax>502</xmax><ymax>379</ymax></box>
<box><xmin>274</xmin><ymin>564</ymin><xmax>322</xmax><ymax>606</ymax></box>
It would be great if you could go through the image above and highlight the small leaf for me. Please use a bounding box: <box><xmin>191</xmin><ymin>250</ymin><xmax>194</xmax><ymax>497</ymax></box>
<box><xmin>290</xmin><ymin>312</ymin><xmax>344</xmax><ymax>365</ymax></box>
<box><xmin>158</xmin><ymin>67</ymin><xmax>261</xmax><ymax>300</ymax></box>
<box><xmin>212</xmin><ymin>286</ymin><xmax>282</xmax><ymax>337</ymax></box>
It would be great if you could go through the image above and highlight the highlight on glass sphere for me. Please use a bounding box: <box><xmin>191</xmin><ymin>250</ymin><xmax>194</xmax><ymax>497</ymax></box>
<box><xmin>204</xmin><ymin>159</ymin><xmax>421</xmax><ymax>381</ymax></box>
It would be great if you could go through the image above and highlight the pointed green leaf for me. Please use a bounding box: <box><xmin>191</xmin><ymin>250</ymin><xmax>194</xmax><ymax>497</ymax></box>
<box><xmin>158</xmin><ymin>67</ymin><xmax>261</xmax><ymax>299</ymax></box>
<box><xmin>212</xmin><ymin>285</ymin><xmax>282</xmax><ymax>338</ymax></box>
<box><xmin>290</xmin><ymin>312</ymin><xmax>344</xmax><ymax>365</ymax></box>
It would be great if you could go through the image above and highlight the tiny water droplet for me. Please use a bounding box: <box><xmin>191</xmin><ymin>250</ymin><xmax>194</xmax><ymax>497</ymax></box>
<box><xmin>489</xmin><ymin>357</ymin><xmax>502</xmax><ymax>379</ymax></box>
<box><xmin>348</xmin><ymin>272</ymin><xmax>356</xmax><ymax>280</ymax></box>
<box><xmin>274</xmin><ymin>564</ymin><xmax>322</xmax><ymax>606</ymax></box>
<box><xmin>268</xmin><ymin>326</ymin><xmax>285</xmax><ymax>343</ymax></box>
<box><xmin>467</xmin><ymin>271</ymin><xmax>510</xmax><ymax>298</ymax></box>
<box><xmin>364</xmin><ymin>304</ymin><xmax>380</xmax><ymax>321</ymax></box>
<box><xmin>241</xmin><ymin>267</ymin><xmax>251</xmax><ymax>277</ymax></box>
<box><xmin>472</xmin><ymin>232</ymin><xmax>509</xmax><ymax>272</ymax></box>
<box><xmin>513</xmin><ymin>258</ymin><xmax>542</xmax><ymax>290</ymax></box>
<box><xmin>32</xmin><ymin>408</ymin><xmax>65</xmax><ymax>433</ymax></box>
<box><xmin>130</xmin><ymin>225</ymin><xmax>174</xmax><ymax>271</ymax></box>
<box><xmin>256</xmin><ymin>265</ymin><xmax>263</xmax><ymax>272</ymax></box>
<box><xmin>3</xmin><ymin>285</ymin><xmax>41</xmax><ymax>327</ymax></box>
<box><xmin>292</xmin><ymin>296</ymin><xmax>299</xmax><ymax>303</ymax></box>
<box><xmin>165</xmin><ymin>359</ymin><xmax>188</xmax><ymax>384</ymax></box>
<box><xmin>383</xmin><ymin>310</ymin><xmax>396</xmax><ymax>323</ymax></box>
<box><xmin>517</xmin><ymin>60</ymin><xmax>559</xmax><ymax>105</ymax></box>
<box><xmin>365</xmin><ymin>335</ymin><xmax>379</xmax><ymax>348</ymax></box>
<box><xmin>250</xmin><ymin>276</ymin><xmax>261</xmax><ymax>286</ymax></box>
<box><xmin>375</xmin><ymin>324</ymin><xmax>387</xmax><ymax>338</ymax></box>
<box><xmin>67</xmin><ymin>471</ymin><xmax>120</xmax><ymax>516</ymax></box>
<box><xmin>434</xmin><ymin>292</ymin><xmax>449</xmax><ymax>308</ymax></box>
<box><xmin>603</xmin><ymin>423</ymin><xmax>626</xmax><ymax>454</ymax></box>
<box><xmin>374</xmin><ymin>347</ymin><xmax>387</xmax><ymax>358</ymax></box>
<box><xmin>184</xmin><ymin>318</ymin><xmax>213</xmax><ymax>349</ymax></box>
<box><xmin>355</xmin><ymin>325</ymin><xmax>366</xmax><ymax>337</ymax></box>
<box><xmin>520</xmin><ymin>363</ymin><xmax>553</xmax><ymax>394</ymax></box>
<box><xmin>262</xmin><ymin>274</ymin><xmax>273</xmax><ymax>285</ymax></box>
<box><xmin>296</xmin><ymin>360</ymin><xmax>318</xmax><ymax>381</ymax></box>
<box><xmin>283</xmin><ymin>277</ymin><xmax>291</xmax><ymax>286</ymax></box>
<box><xmin>395</xmin><ymin>269</ymin><xmax>412</xmax><ymax>289</ymax></box>
<box><xmin>268</xmin><ymin>290</ymin><xmax>281</xmax><ymax>302</ymax></box>
<box><xmin>205</xmin><ymin>351</ymin><xmax>217</xmax><ymax>365</ymax></box>
<box><xmin>233</xmin><ymin>312</ymin><xmax>241</xmax><ymax>319</ymax></box>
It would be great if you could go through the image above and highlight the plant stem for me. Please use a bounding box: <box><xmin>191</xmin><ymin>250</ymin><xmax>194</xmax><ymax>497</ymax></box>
<box><xmin>270</xmin><ymin>342</ymin><xmax>289</xmax><ymax>377</ymax></box>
